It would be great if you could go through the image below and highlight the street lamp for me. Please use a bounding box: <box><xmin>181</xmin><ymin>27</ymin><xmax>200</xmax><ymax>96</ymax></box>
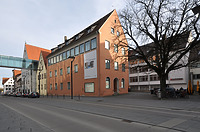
<box><xmin>69</xmin><ymin>56</ymin><xmax>75</xmax><ymax>99</ymax></box>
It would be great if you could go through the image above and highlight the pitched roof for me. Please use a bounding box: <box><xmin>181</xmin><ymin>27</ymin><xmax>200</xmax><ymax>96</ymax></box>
<box><xmin>2</xmin><ymin>78</ymin><xmax>9</xmax><ymax>85</ymax></box>
<box><xmin>49</xmin><ymin>10</ymin><xmax>114</xmax><ymax>57</ymax></box>
<box><xmin>41</xmin><ymin>50</ymin><xmax>51</xmax><ymax>69</ymax></box>
<box><xmin>13</xmin><ymin>70</ymin><xmax>21</xmax><ymax>77</ymax></box>
<box><xmin>25</xmin><ymin>44</ymin><xmax>51</xmax><ymax>61</ymax></box>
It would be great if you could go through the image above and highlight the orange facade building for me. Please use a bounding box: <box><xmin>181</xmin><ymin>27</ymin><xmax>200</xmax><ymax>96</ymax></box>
<box><xmin>47</xmin><ymin>10</ymin><xmax>129</xmax><ymax>96</ymax></box>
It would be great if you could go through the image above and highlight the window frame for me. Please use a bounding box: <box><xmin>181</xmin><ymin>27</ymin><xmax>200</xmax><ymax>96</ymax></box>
<box><xmin>105</xmin><ymin>59</ymin><xmax>110</xmax><ymax>69</ymax></box>
<box><xmin>106</xmin><ymin>77</ymin><xmax>110</xmax><ymax>89</ymax></box>
<box><xmin>74</xmin><ymin>64</ymin><xmax>78</xmax><ymax>73</ymax></box>
<box><xmin>105</xmin><ymin>40</ymin><xmax>110</xmax><ymax>50</ymax></box>
<box><xmin>80</xmin><ymin>43</ymin><xmax>85</xmax><ymax>54</ymax></box>
<box><xmin>91</xmin><ymin>37</ymin><xmax>97</xmax><ymax>49</ymax></box>
<box><xmin>114</xmin><ymin>62</ymin><xmax>119</xmax><ymax>70</ymax></box>
<box><xmin>85</xmin><ymin>41</ymin><xmax>90</xmax><ymax>52</ymax></box>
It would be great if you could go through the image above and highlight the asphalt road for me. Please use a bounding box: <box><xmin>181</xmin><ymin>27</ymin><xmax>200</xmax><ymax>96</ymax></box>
<box><xmin>0</xmin><ymin>93</ymin><xmax>200</xmax><ymax>132</ymax></box>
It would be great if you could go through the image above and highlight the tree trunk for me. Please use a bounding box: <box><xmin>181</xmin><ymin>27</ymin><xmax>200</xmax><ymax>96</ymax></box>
<box><xmin>160</xmin><ymin>74</ymin><xmax>167</xmax><ymax>98</ymax></box>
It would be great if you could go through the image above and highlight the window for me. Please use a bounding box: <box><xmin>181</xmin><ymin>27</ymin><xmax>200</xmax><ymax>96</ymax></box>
<box><xmin>111</xmin><ymin>27</ymin><xmax>114</xmax><ymax>34</ymax></box>
<box><xmin>50</xmin><ymin>84</ymin><xmax>52</xmax><ymax>90</ymax></box>
<box><xmin>48</xmin><ymin>59</ymin><xmax>51</xmax><ymax>65</ymax></box>
<box><xmin>85</xmin><ymin>41</ymin><xmax>90</xmax><ymax>51</ymax></box>
<box><xmin>67</xmin><ymin>50</ymin><xmax>70</xmax><ymax>58</ymax></box>
<box><xmin>55</xmin><ymin>70</ymin><xmax>57</xmax><ymax>77</ymax></box>
<box><xmin>91</xmin><ymin>38</ymin><xmax>97</xmax><ymax>49</ymax></box>
<box><xmin>55</xmin><ymin>83</ymin><xmax>57</xmax><ymax>90</ymax></box>
<box><xmin>121</xmin><ymin>78</ymin><xmax>125</xmax><ymax>88</ymax></box>
<box><xmin>122</xmin><ymin>47</ymin><xmax>125</xmax><ymax>55</ymax></box>
<box><xmin>51</xmin><ymin>58</ymin><xmax>53</xmax><ymax>65</ymax></box>
<box><xmin>63</xmin><ymin>52</ymin><xmax>66</xmax><ymax>60</ymax></box>
<box><xmin>122</xmin><ymin>64</ymin><xmax>125</xmax><ymax>72</ymax></box>
<box><xmin>59</xmin><ymin>54</ymin><xmax>63</xmax><ymax>61</ymax></box>
<box><xmin>80</xmin><ymin>43</ymin><xmax>84</xmax><ymax>53</ymax></box>
<box><xmin>57</xmin><ymin>55</ymin><xmax>59</xmax><ymax>63</ymax></box>
<box><xmin>130</xmin><ymin>77</ymin><xmax>138</xmax><ymax>82</ymax></box>
<box><xmin>74</xmin><ymin>64</ymin><xmax>78</xmax><ymax>73</ymax></box>
<box><xmin>114</xmin><ymin>44</ymin><xmax>118</xmax><ymax>53</ymax></box>
<box><xmin>106</xmin><ymin>77</ymin><xmax>110</xmax><ymax>89</ymax></box>
<box><xmin>44</xmin><ymin>73</ymin><xmax>47</xmax><ymax>79</ymax></box>
<box><xmin>85</xmin><ymin>83</ymin><xmax>94</xmax><ymax>93</ymax></box>
<box><xmin>114</xmin><ymin>62</ymin><xmax>118</xmax><ymax>70</ymax></box>
<box><xmin>139</xmin><ymin>76</ymin><xmax>148</xmax><ymax>82</ymax></box>
<box><xmin>105</xmin><ymin>40</ymin><xmax>110</xmax><ymax>50</ymax></box>
<box><xmin>117</xmin><ymin>31</ymin><xmax>120</xmax><ymax>37</ymax></box>
<box><xmin>67</xmin><ymin>67</ymin><xmax>70</xmax><ymax>74</ymax></box>
<box><xmin>70</xmin><ymin>48</ymin><xmax>74</xmax><ymax>56</ymax></box>
<box><xmin>50</xmin><ymin>71</ymin><xmax>52</xmax><ymax>77</ymax></box>
<box><xmin>60</xmin><ymin>68</ymin><xmax>63</xmax><ymax>76</ymax></box>
<box><xmin>54</xmin><ymin>56</ymin><xmax>56</xmax><ymax>64</ymax></box>
<box><xmin>60</xmin><ymin>83</ymin><xmax>63</xmax><ymax>90</ymax></box>
<box><xmin>105</xmin><ymin>59</ymin><xmax>110</xmax><ymax>69</ymax></box>
<box><xmin>75</xmin><ymin>46</ymin><xmax>79</xmax><ymax>56</ymax></box>
<box><xmin>67</xmin><ymin>82</ymin><xmax>70</xmax><ymax>90</ymax></box>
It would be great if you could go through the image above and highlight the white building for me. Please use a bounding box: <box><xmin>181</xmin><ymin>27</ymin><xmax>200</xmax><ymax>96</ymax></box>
<box><xmin>2</xmin><ymin>77</ymin><xmax>14</xmax><ymax>94</ymax></box>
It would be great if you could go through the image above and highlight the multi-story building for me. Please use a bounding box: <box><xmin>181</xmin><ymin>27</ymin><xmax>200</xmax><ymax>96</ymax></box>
<box><xmin>22</xmin><ymin>43</ymin><xmax>50</xmax><ymax>93</ymax></box>
<box><xmin>36</xmin><ymin>51</ymin><xmax>51</xmax><ymax>95</ymax></box>
<box><xmin>129</xmin><ymin>33</ymin><xmax>192</xmax><ymax>91</ymax></box>
<box><xmin>12</xmin><ymin>70</ymin><xmax>22</xmax><ymax>92</ymax></box>
<box><xmin>47</xmin><ymin>10</ymin><xmax>129</xmax><ymax>96</ymax></box>
<box><xmin>2</xmin><ymin>77</ymin><xmax>14</xmax><ymax>94</ymax></box>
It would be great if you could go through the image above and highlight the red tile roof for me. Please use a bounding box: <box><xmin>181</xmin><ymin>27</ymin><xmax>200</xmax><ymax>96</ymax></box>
<box><xmin>25</xmin><ymin>44</ymin><xmax>51</xmax><ymax>61</ymax></box>
<box><xmin>13</xmin><ymin>70</ymin><xmax>21</xmax><ymax>77</ymax></box>
<box><xmin>41</xmin><ymin>51</ymin><xmax>51</xmax><ymax>69</ymax></box>
<box><xmin>2</xmin><ymin>78</ymin><xmax>9</xmax><ymax>85</ymax></box>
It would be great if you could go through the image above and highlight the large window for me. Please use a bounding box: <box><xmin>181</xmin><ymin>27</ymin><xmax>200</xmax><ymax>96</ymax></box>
<box><xmin>70</xmin><ymin>48</ymin><xmax>74</xmax><ymax>56</ymax></box>
<box><xmin>121</xmin><ymin>78</ymin><xmax>125</xmax><ymax>88</ymax></box>
<box><xmin>74</xmin><ymin>64</ymin><xmax>78</xmax><ymax>73</ymax></box>
<box><xmin>75</xmin><ymin>46</ymin><xmax>79</xmax><ymax>56</ymax></box>
<box><xmin>67</xmin><ymin>50</ymin><xmax>70</xmax><ymax>58</ymax></box>
<box><xmin>60</xmin><ymin>83</ymin><xmax>63</xmax><ymax>90</ymax></box>
<box><xmin>55</xmin><ymin>70</ymin><xmax>57</xmax><ymax>77</ymax></box>
<box><xmin>67</xmin><ymin>82</ymin><xmax>70</xmax><ymax>90</ymax></box>
<box><xmin>122</xmin><ymin>64</ymin><xmax>125</xmax><ymax>72</ymax></box>
<box><xmin>57</xmin><ymin>55</ymin><xmax>59</xmax><ymax>63</ymax></box>
<box><xmin>105</xmin><ymin>59</ymin><xmax>110</xmax><ymax>69</ymax></box>
<box><xmin>60</xmin><ymin>68</ymin><xmax>63</xmax><ymax>76</ymax></box>
<box><xmin>59</xmin><ymin>54</ymin><xmax>63</xmax><ymax>61</ymax></box>
<box><xmin>114</xmin><ymin>44</ymin><xmax>118</xmax><ymax>53</ymax></box>
<box><xmin>85</xmin><ymin>83</ymin><xmax>94</xmax><ymax>93</ymax></box>
<box><xmin>85</xmin><ymin>41</ymin><xmax>90</xmax><ymax>52</ymax></box>
<box><xmin>80</xmin><ymin>43</ymin><xmax>84</xmax><ymax>53</ymax></box>
<box><xmin>63</xmin><ymin>52</ymin><xmax>66</xmax><ymax>60</ymax></box>
<box><xmin>106</xmin><ymin>77</ymin><xmax>110</xmax><ymax>89</ymax></box>
<box><xmin>67</xmin><ymin>67</ymin><xmax>70</xmax><ymax>74</ymax></box>
<box><xmin>114</xmin><ymin>62</ymin><xmax>118</xmax><ymax>70</ymax></box>
<box><xmin>55</xmin><ymin>83</ymin><xmax>57</xmax><ymax>90</ymax></box>
<box><xmin>105</xmin><ymin>40</ymin><xmax>110</xmax><ymax>50</ymax></box>
<box><xmin>54</xmin><ymin>57</ymin><xmax>56</xmax><ymax>64</ymax></box>
<box><xmin>91</xmin><ymin>38</ymin><xmax>97</xmax><ymax>49</ymax></box>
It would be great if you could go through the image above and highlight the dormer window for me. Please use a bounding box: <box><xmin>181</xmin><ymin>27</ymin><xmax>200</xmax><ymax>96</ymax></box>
<box><xmin>75</xmin><ymin>36</ymin><xmax>79</xmax><ymax>40</ymax></box>
<box><xmin>87</xmin><ymin>29</ymin><xmax>91</xmax><ymax>34</ymax></box>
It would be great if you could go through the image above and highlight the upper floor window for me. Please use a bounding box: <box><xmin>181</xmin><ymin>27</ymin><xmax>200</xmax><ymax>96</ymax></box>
<box><xmin>74</xmin><ymin>64</ymin><xmax>78</xmax><ymax>73</ymax></box>
<box><xmin>50</xmin><ymin>71</ymin><xmax>52</xmax><ymax>77</ymax></box>
<box><xmin>53</xmin><ymin>57</ymin><xmax>56</xmax><ymax>64</ymax></box>
<box><xmin>60</xmin><ymin>68</ymin><xmax>63</xmax><ymax>76</ymax></box>
<box><xmin>85</xmin><ymin>41</ymin><xmax>90</xmax><ymax>52</ymax></box>
<box><xmin>63</xmin><ymin>52</ymin><xmax>66</xmax><ymax>60</ymax></box>
<box><xmin>111</xmin><ymin>28</ymin><xmax>114</xmax><ymax>34</ymax></box>
<box><xmin>67</xmin><ymin>67</ymin><xmax>70</xmax><ymax>74</ymax></box>
<box><xmin>70</xmin><ymin>48</ymin><xmax>74</xmax><ymax>56</ymax></box>
<box><xmin>67</xmin><ymin>50</ymin><xmax>70</xmax><ymax>58</ymax></box>
<box><xmin>56</xmin><ymin>55</ymin><xmax>59</xmax><ymax>63</ymax></box>
<box><xmin>117</xmin><ymin>31</ymin><xmax>120</xmax><ymax>37</ymax></box>
<box><xmin>48</xmin><ymin>59</ymin><xmax>50</xmax><ymax>65</ymax></box>
<box><xmin>80</xmin><ymin>43</ymin><xmax>84</xmax><ymax>54</ymax></box>
<box><xmin>122</xmin><ymin>47</ymin><xmax>125</xmax><ymax>55</ymax></box>
<box><xmin>114</xmin><ymin>44</ymin><xmax>118</xmax><ymax>53</ymax></box>
<box><xmin>55</xmin><ymin>70</ymin><xmax>57</xmax><ymax>77</ymax></box>
<box><xmin>75</xmin><ymin>46</ymin><xmax>79</xmax><ymax>56</ymax></box>
<box><xmin>114</xmin><ymin>62</ymin><xmax>118</xmax><ymax>70</ymax></box>
<box><xmin>122</xmin><ymin>64</ymin><xmax>125</xmax><ymax>72</ymax></box>
<box><xmin>91</xmin><ymin>38</ymin><xmax>97</xmax><ymax>49</ymax></box>
<box><xmin>105</xmin><ymin>59</ymin><xmax>110</xmax><ymax>69</ymax></box>
<box><xmin>59</xmin><ymin>54</ymin><xmax>63</xmax><ymax>61</ymax></box>
<box><xmin>105</xmin><ymin>40</ymin><xmax>110</xmax><ymax>50</ymax></box>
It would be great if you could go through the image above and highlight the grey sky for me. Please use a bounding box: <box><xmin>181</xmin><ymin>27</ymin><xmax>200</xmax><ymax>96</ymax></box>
<box><xmin>0</xmin><ymin>0</ymin><xmax>125</xmax><ymax>85</ymax></box>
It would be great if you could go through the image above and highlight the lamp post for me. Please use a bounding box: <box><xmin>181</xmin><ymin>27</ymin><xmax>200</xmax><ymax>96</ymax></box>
<box><xmin>69</xmin><ymin>56</ymin><xmax>75</xmax><ymax>99</ymax></box>
<box><xmin>37</xmin><ymin>68</ymin><xmax>42</xmax><ymax>95</ymax></box>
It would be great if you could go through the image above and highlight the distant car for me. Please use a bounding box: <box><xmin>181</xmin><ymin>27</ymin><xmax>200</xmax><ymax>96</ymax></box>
<box><xmin>22</xmin><ymin>93</ymin><xmax>29</xmax><ymax>97</ymax></box>
<box><xmin>28</xmin><ymin>92</ymin><xmax>40</xmax><ymax>98</ymax></box>
<box><xmin>14</xmin><ymin>92</ymin><xmax>22</xmax><ymax>97</ymax></box>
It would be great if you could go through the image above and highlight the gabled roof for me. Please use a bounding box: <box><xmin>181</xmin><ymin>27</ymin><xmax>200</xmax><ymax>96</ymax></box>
<box><xmin>48</xmin><ymin>10</ymin><xmax>114</xmax><ymax>57</ymax></box>
<box><xmin>2</xmin><ymin>78</ymin><xmax>9</xmax><ymax>85</ymax></box>
<box><xmin>13</xmin><ymin>70</ymin><xmax>21</xmax><ymax>77</ymax></box>
<box><xmin>41</xmin><ymin>50</ymin><xmax>51</xmax><ymax>69</ymax></box>
<box><xmin>25</xmin><ymin>43</ymin><xmax>51</xmax><ymax>61</ymax></box>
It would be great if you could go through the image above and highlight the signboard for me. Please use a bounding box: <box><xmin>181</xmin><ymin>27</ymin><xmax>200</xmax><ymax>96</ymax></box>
<box><xmin>84</xmin><ymin>50</ymin><xmax>97</xmax><ymax>79</ymax></box>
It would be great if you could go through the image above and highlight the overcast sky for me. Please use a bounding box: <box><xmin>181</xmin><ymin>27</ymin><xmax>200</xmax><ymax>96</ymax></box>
<box><xmin>0</xmin><ymin>0</ymin><xmax>125</xmax><ymax>85</ymax></box>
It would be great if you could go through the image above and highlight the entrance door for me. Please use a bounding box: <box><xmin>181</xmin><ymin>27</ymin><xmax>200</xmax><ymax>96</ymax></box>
<box><xmin>114</xmin><ymin>78</ymin><xmax>119</xmax><ymax>93</ymax></box>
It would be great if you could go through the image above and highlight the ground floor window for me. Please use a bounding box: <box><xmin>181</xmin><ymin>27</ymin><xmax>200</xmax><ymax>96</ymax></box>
<box><xmin>67</xmin><ymin>82</ymin><xmax>70</xmax><ymax>90</ymax></box>
<box><xmin>106</xmin><ymin>77</ymin><xmax>110</xmax><ymax>89</ymax></box>
<box><xmin>85</xmin><ymin>83</ymin><xmax>94</xmax><ymax>93</ymax></box>
<box><xmin>121</xmin><ymin>78</ymin><xmax>125</xmax><ymax>88</ymax></box>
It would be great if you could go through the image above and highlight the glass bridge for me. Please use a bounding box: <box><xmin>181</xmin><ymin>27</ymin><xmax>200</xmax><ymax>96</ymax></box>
<box><xmin>0</xmin><ymin>55</ymin><xmax>38</xmax><ymax>70</ymax></box>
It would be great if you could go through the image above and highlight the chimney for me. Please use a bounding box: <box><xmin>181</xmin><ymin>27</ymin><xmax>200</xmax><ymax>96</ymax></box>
<box><xmin>64</xmin><ymin>36</ymin><xmax>67</xmax><ymax>42</ymax></box>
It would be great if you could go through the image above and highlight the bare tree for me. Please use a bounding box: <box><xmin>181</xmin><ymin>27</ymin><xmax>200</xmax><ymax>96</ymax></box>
<box><xmin>118</xmin><ymin>0</ymin><xmax>200</xmax><ymax>98</ymax></box>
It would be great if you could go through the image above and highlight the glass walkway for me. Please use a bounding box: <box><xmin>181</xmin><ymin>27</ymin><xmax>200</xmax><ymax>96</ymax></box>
<box><xmin>0</xmin><ymin>55</ymin><xmax>38</xmax><ymax>70</ymax></box>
